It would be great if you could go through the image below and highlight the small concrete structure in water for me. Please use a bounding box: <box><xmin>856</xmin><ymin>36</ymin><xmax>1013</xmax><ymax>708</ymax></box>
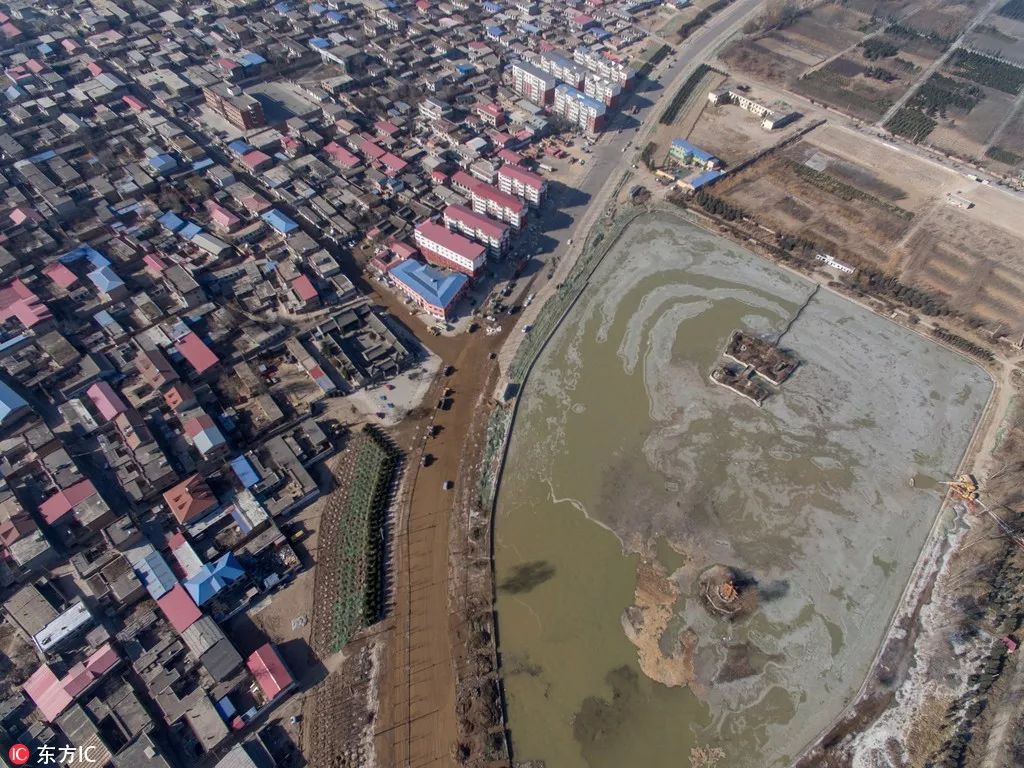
<box><xmin>494</xmin><ymin>212</ymin><xmax>991</xmax><ymax>768</ymax></box>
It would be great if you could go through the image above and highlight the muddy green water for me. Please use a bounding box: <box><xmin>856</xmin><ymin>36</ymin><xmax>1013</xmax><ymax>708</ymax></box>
<box><xmin>494</xmin><ymin>213</ymin><xmax>991</xmax><ymax>768</ymax></box>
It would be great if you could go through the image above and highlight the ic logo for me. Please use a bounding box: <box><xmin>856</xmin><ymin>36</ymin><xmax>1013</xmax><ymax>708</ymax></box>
<box><xmin>8</xmin><ymin>743</ymin><xmax>30</xmax><ymax>765</ymax></box>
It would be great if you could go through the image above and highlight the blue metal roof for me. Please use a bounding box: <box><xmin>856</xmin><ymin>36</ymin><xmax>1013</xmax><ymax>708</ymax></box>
<box><xmin>391</xmin><ymin>260</ymin><xmax>467</xmax><ymax>310</ymax></box>
<box><xmin>89</xmin><ymin>266</ymin><xmax>125</xmax><ymax>293</ymax></box>
<box><xmin>309</xmin><ymin>37</ymin><xmax>330</xmax><ymax>49</ymax></box>
<box><xmin>326</xmin><ymin>10</ymin><xmax>346</xmax><ymax>21</ymax></box>
<box><xmin>0</xmin><ymin>379</ymin><xmax>28</xmax><ymax>426</ymax></box>
<box><xmin>180</xmin><ymin>222</ymin><xmax>203</xmax><ymax>240</ymax></box>
<box><xmin>94</xmin><ymin>310</ymin><xmax>116</xmax><ymax>327</ymax></box>
<box><xmin>58</xmin><ymin>244</ymin><xmax>111</xmax><ymax>268</ymax></box>
<box><xmin>262</xmin><ymin>209</ymin><xmax>299</xmax><ymax>234</ymax></box>
<box><xmin>230</xmin><ymin>455</ymin><xmax>261</xmax><ymax>489</ymax></box>
<box><xmin>227</xmin><ymin>139</ymin><xmax>252</xmax><ymax>155</ymax></box>
<box><xmin>671</xmin><ymin>139</ymin><xmax>717</xmax><ymax>165</ymax></box>
<box><xmin>191</xmin><ymin>158</ymin><xmax>214</xmax><ymax>172</ymax></box>
<box><xmin>158</xmin><ymin>211</ymin><xmax>186</xmax><ymax>232</ymax></box>
<box><xmin>149</xmin><ymin>153</ymin><xmax>178</xmax><ymax>173</ymax></box>
<box><xmin>215</xmin><ymin>696</ymin><xmax>236</xmax><ymax>721</ymax></box>
<box><xmin>0</xmin><ymin>335</ymin><xmax>27</xmax><ymax>354</ymax></box>
<box><xmin>133</xmin><ymin>550</ymin><xmax>177</xmax><ymax>600</ymax></box>
<box><xmin>240</xmin><ymin>52</ymin><xmax>266</xmax><ymax>66</ymax></box>
<box><xmin>689</xmin><ymin>170</ymin><xmax>723</xmax><ymax>188</ymax></box>
<box><xmin>184</xmin><ymin>552</ymin><xmax>245</xmax><ymax>606</ymax></box>
<box><xmin>486</xmin><ymin>26</ymin><xmax>504</xmax><ymax>36</ymax></box>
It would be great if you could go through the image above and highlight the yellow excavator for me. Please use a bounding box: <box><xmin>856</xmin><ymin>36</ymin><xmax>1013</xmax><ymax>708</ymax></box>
<box><xmin>941</xmin><ymin>473</ymin><xmax>979</xmax><ymax>501</ymax></box>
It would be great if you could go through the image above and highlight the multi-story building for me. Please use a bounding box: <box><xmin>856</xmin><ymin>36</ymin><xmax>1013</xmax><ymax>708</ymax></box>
<box><xmin>390</xmin><ymin>260</ymin><xmax>468</xmax><ymax>320</ymax></box>
<box><xmin>511</xmin><ymin>60</ymin><xmax>556</xmax><ymax>106</ymax></box>
<box><xmin>475</xmin><ymin>102</ymin><xmax>505</xmax><ymax>127</ymax></box>
<box><xmin>707</xmin><ymin>89</ymin><xmax>800</xmax><ymax>131</ymax></box>
<box><xmin>573</xmin><ymin>46</ymin><xmax>635</xmax><ymax>89</ymax></box>
<box><xmin>553</xmin><ymin>84</ymin><xmax>607</xmax><ymax>134</ymax></box>
<box><xmin>443</xmin><ymin>204</ymin><xmax>510</xmax><ymax>254</ymax></box>
<box><xmin>413</xmin><ymin>220</ymin><xmax>487</xmax><ymax>276</ymax></box>
<box><xmin>583</xmin><ymin>74</ymin><xmax>622</xmax><ymax>109</ymax></box>
<box><xmin>497</xmin><ymin>164</ymin><xmax>547</xmax><ymax>207</ymax></box>
<box><xmin>537</xmin><ymin>51</ymin><xmax>586</xmax><ymax>88</ymax></box>
<box><xmin>470</xmin><ymin>181</ymin><xmax>527</xmax><ymax>229</ymax></box>
<box><xmin>203</xmin><ymin>82</ymin><xmax>265</xmax><ymax>130</ymax></box>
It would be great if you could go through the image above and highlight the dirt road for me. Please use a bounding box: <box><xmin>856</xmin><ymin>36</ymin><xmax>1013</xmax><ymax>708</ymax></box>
<box><xmin>370</xmin><ymin>279</ymin><xmax>508</xmax><ymax>766</ymax></box>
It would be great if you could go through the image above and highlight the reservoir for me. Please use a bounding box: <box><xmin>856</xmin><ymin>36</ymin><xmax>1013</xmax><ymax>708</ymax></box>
<box><xmin>494</xmin><ymin>212</ymin><xmax>991</xmax><ymax>768</ymax></box>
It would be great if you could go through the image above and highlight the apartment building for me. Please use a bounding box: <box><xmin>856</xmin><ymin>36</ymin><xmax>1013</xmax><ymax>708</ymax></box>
<box><xmin>443</xmin><ymin>204</ymin><xmax>510</xmax><ymax>254</ymax></box>
<box><xmin>537</xmin><ymin>50</ymin><xmax>586</xmax><ymax>88</ymax></box>
<box><xmin>413</xmin><ymin>220</ymin><xmax>487</xmax><ymax>276</ymax></box>
<box><xmin>497</xmin><ymin>164</ymin><xmax>547</xmax><ymax>207</ymax></box>
<box><xmin>470</xmin><ymin>182</ymin><xmax>527</xmax><ymax>229</ymax></box>
<box><xmin>583</xmin><ymin>74</ymin><xmax>622</xmax><ymax>108</ymax></box>
<box><xmin>553</xmin><ymin>84</ymin><xmax>607</xmax><ymax>134</ymax></box>
<box><xmin>511</xmin><ymin>60</ymin><xmax>556</xmax><ymax>106</ymax></box>
<box><xmin>203</xmin><ymin>82</ymin><xmax>265</xmax><ymax>130</ymax></box>
<box><xmin>573</xmin><ymin>45</ymin><xmax>635</xmax><ymax>89</ymax></box>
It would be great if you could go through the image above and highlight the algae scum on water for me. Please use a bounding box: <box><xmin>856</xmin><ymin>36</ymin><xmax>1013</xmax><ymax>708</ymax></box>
<box><xmin>494</xmin><ymin>213</ymin><xmax>991</xmax><ymax>768</ymax></box>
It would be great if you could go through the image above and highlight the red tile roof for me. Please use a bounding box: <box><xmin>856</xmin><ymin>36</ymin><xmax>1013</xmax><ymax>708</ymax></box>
<box><xmin>176</xmin><ymin>332</ymin><xmax>218</xmax><ymax>374</ymax></box>
<box><xmin>157</xmin><ymin>584</ymin><xmax>202</xmax><ymax>633</ymax></box>
<box><xmin>86</xmin><ymin>381</ymin><xmax>128</xmax><ymax>421</ymax></box>
<box><xmin>499</xmin><ymin>163</ymin><xmax>544</xmax><ymax>190</ymax></box>
<box><xmin>24</xmin><ymin>644</ymin><xmax>118</xmax><ymax>722</ymax></box>
<box><xmin>443</xmin><ymin>204</ymin><xmax>507</xmax><ymax>241</ymax></box>
<box><xmin>247</xmin><ymin>643</ymin><xmax>294</xmax><ymax>701</ymax></box>
<box><xmin>38</xmin><ymin>480</ymin><xmax>97</xmax><ymax>526</ymax></box>
<box><xmin>415</xmin><ymin>221</ymin><xmax>485</xmax><ymax>262</ymax></box>
<box><xmin>163</xmin><ymin>475</ymin><xmax>217</xmax><ymax>524</ymax></box>
<box><xmin>24</xmin><ymin>665</ymin><xmax>73</xmax><ymax>721</ymax></box>
<box><xmin>43</xmin><ymin>262</ymin><xmax>79</xmax><ymax>289</ymax></box>
<box><xmin>324</xmin><ymin>141</ymin><xmax>360</xmax><ymax>169</ymax></box>
<box><xmin>291</xmin><ymin>274</ymin><xmax>318</xmax><ymax>301</ymax></box>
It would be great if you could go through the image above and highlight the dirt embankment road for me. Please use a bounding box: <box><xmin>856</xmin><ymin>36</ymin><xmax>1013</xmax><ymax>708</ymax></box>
<box><xmin>369</xmin><ymin>282</ymin><xmax>509</xmax><ymax>767</ymax></box>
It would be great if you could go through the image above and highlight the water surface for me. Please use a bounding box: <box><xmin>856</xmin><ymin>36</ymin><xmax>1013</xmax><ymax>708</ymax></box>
<box><xmin>495</xmin><ymin>213</ymin><xmax>990</xmax><ymax>767</ymax></box>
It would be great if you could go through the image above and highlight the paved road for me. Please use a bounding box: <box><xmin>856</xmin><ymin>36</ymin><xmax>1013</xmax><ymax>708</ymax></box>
<box><xmin>535</xmin><ymin>0</ymin><xmax>767</xmax><ymax>264</ymax></box>
<box><xmin>498</xmin><ymin>0</ymin><xmax>767</xmax><ymax>382</ymax></box>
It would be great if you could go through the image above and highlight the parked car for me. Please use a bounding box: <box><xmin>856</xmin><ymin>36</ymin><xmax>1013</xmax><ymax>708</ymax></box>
<box><xmin>442</xmin><ymin>480</ymin><xmax>453</xmax><ymax>490</ymax></box>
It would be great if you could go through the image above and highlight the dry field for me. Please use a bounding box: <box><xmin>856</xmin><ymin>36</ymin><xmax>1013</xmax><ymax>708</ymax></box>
<box><xmin>721</xmin><ymin>0</ymin><xmax>1015</xmax><ymax>129</ymax></box>
<box><xmin>924</xmin><ymin>80</ymin><xmax>1017</xmax><ymax>157</ymax></box>
<box><xmin>687</xmin><ymin>91</ymin><xmax>804</xmax><ymax>162</ymax></box>
<box><xmin>988</xmin><ymin>113</ymin><xmax>1024</xmax><ymax>168</ymax></box>
<box><xmin>712</xmin><ymin>124</ymin><xmax>1024</xmax><ymax>333</ymax></box>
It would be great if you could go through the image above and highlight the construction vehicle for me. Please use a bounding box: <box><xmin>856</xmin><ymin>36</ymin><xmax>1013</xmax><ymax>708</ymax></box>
<box><xmin>942</xmin><ymin>473</ymin><xmax>979</xmax><ymax>501</ymax></box>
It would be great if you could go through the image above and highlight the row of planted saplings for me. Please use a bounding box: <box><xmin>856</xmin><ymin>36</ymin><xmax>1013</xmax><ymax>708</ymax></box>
<box><xmin>933</xmin><ymin>548</ymin><xmax>1023</xmax><ymax>767</ymax></box>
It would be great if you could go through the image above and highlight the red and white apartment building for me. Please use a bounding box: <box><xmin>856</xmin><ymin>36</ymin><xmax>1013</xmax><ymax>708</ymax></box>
<box><xmin>471</xmin><ymin>182</ymin><xmax>526</xmax><ymax>229</ymax></box>
<box><xmin>497</xmin><ymin>164</ymin><xmax>547</xmax><ymax>207</ymax></box>
<box><xmin>443</xmin><ymin>204</ymin><xmax>510</xmax><ymax>254</ymax></box>
<box><xmin>450</xmin><ymin>171</ymin><xmax>526</xmax><ymax>229</ymax></box>
<box><xmin>511</xmin><ymin>60</ymin><xmax>556</xmax><ymax>105</ymax></box>
<box><xmin>413</xmin><ymin>220</ymin><xmax>486</xmax><ymax>277</ymax></box>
